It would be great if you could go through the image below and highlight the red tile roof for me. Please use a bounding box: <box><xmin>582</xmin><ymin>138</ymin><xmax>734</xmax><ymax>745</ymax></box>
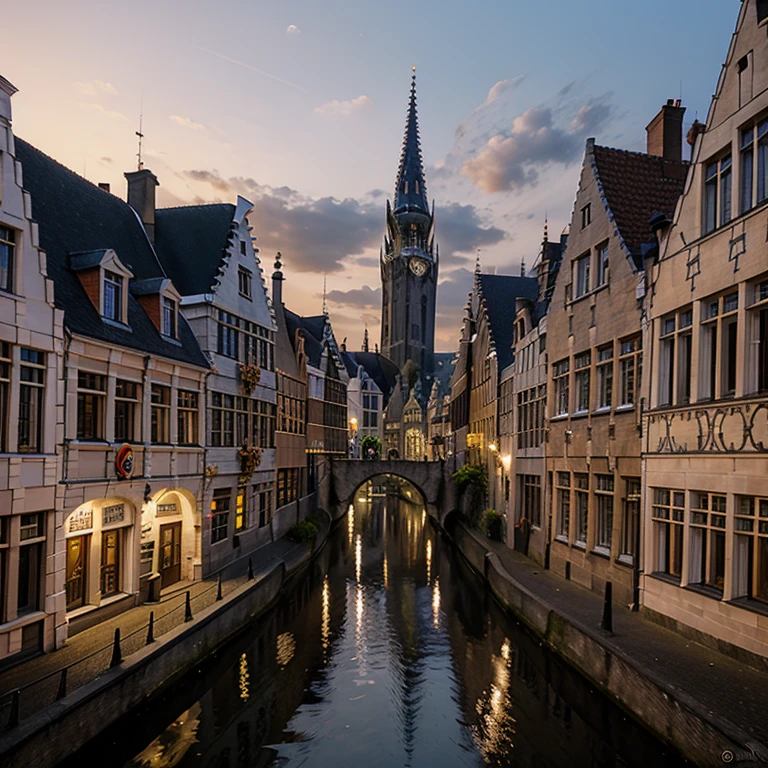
<box><xmin>592</xmin><ymin>145</ymin><xmax>688</xmax><ymax>256</ymax></box>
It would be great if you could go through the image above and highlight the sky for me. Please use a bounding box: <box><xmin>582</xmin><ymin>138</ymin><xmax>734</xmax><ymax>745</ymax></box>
<box><xmin>2</xmin><ymin>0</ymin><xmax>740</xmax><ymax>351</ymax></box>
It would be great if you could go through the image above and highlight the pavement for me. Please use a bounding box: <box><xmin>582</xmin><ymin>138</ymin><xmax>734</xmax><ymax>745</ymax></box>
<box><xmin>482</xmin><ymin>533</ymin><xmax>768</xmax><ymax>749</ymax></box>
<box><xmin>0</xmin><ymin>535</ymin><xmax>301</xmax><ymax>724</ymax></box>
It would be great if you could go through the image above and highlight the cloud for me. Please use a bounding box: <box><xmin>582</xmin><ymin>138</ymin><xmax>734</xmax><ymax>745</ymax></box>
<box><xmin>314</xmin><ymin>95</ymin><xmax>373</xmax><ymax>117</ymax></box>
<box><xmin>185</xmin><ymin>169</ymin><xmax>232</xmax><ymax>193</ymax></box>
<box><xmin>483</xmin><ymin>77</ymin><xmax>525</xmax><ymax>107</ymax></box>
<box><xmin>437</xmin><ymin>202</ymin><xmax>507</xmax><ymax>266</ymax></box>
<box><xmin>461</xmin><ymin>94</ymin><xmax>615</xmax><ymax>193</ymax></box>
<box><xmin>437</xmin><ymin>268</ymin><xmax>474</xmax><ymax>308</ymax></box>
<box><xmin>199</xmin><ymin>47</ymin><xmax>308</xmax><ymax>93</ymax></box>
<box><xmin>89</xmin><ymin>103</ymin><xmax>126</xmax><ymax>120</ymax></box>
<box><xmin>286</xmin><ymin>24</ymin><xmax>301</xmax><ymax>35</ymax></box>
<box><xmin>327</xmin><ymin>285</ymin><xmax>381</xmax><ymax>309</ymax></box>
<box><xmin>74</xmin><ymin>80</ymin><xmax>118</xmax><ymax>96</ymax></box>
<box><xmin>170</xmin><ymin>115</ymin><xmax>206</xmax><ymax>131</ymax></box>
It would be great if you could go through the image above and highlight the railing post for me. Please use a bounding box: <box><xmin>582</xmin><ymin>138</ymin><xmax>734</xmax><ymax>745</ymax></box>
<box><xmin>7</xmin><ymin>689</ymin><xmax>20</xmax><ymax>728</ymax></box>
<box><xmin>110</xmin><ymin>628</ymin><xmax>122</xmax><ymax>667</ymax></box>
<box><xmin>184</xmin><ymin>590</ymin><xmax>193</xmax><ymax>622</ymax></box>
<box><xmin>146</xmin><ymin>610</ymin><xmax>155</xmax><ymax>644</ymax></box>
<box><xmin>600</xmin><ymin>581</ymin><xmax>613</xmax><ymax>634</ymax></box>
<box><xmin>56</xmin><ymin>667</ymin><xmax>68</xmax><ymax>700</ymax></box>
<box><xmin>248</xmin><ymin>558</ymin><xmax>254</xmax><ymax>580</ymax></box>
<box><xmin>216</xmin><ymin>574</ymin><xmax>223</xmax><ymax>601</ymax></box>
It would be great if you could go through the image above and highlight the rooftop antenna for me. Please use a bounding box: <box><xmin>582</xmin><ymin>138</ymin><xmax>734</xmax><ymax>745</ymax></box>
<box><xmin>136</xmin><ymin>100</ymin><xmax>144</xmax><ymax>170</ymax></box>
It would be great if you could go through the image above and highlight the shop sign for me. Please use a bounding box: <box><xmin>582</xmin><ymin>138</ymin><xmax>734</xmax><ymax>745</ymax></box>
<box><xmin>157</xmin><ymin>502</ymin><xmax>178</xmax><ymax>516</ymax></box>
<box><xmin>116</xmin><ymin>443</ymin><xmax>134</xmax><ymax>480</ymax></box>
<box><xmin>103</xmin><ymin>503</ymin><xmax>125</xmax><ymax>526</ymax></box>
<box><xmin>68</xmin><ymin>508</ymin><xmax>93</xmax><ymax>533</ymax></box>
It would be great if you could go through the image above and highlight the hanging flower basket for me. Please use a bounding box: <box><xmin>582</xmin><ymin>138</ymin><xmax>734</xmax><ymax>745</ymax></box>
<box><xmin>239</xmin><ymin>363</ymin><xmax>262</xmax><ymax>395</ymax></box>
<box><xmin>238</xmin><ymin>445</ymin><xmax>262</xmax><ymax>483</ymax></box>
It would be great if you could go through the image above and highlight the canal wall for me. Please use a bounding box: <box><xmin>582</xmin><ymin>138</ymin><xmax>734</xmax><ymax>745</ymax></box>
<box><xmin>450</xmin><ymin>522</ymin><xmax>765</xmax><ymax>768</ymax></box>
<box><xmin>0</xmin><ymin>505</ymin><xmax>333</xmax><ymax>768</ymax></box>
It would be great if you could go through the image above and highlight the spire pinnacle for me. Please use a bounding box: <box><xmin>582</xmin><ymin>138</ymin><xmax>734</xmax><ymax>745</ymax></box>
<box><xmin>475</xmin><ymin>248</ymin><xmax>482</xmax><ymax>275</ymax></box>
<box><xmin>394</xmin><ymin>68</ymin><xmax>429</xmax><ymax>215</ymax></box>
<box><xmin>543</xmin><ymin>213</ymin><xmax>548</xmax><ymax>243</ymax></box>
<box><xmin>363</xmin><ymin>326</ymin><xmax>369</xmax><ymax>353</ymax></box>
<box><xmin>322</xmin><ymin>275</ymin><xmax>328</xmax><ymax>316</ymax></box>
<box><xmin>521</xmin><ymin>258</ymin><xmax>526</xmax><ymax>277</ymax></box>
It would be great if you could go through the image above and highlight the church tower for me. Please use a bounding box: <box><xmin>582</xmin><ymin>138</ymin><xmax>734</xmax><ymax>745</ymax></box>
<box><xmin>380</xmin><ymin>68</ymin><xmax>438</xmax><ymax>375</ymax></box>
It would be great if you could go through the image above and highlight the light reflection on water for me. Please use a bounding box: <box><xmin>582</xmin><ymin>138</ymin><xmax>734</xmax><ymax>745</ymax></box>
<box><xmin>97</xmin><ymin>476</ymin><xmax>689</xmax><ymax>768</ymax></box>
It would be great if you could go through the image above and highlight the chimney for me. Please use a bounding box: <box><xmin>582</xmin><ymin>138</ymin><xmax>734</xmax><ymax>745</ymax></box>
<box><xmin>646</xmin><ymin>99</ymin><xmax>686</xmax><ymax>162</ymax></box>
<box><xmin>687</xmin><ymin>119</ymin><xmax>705</xmax><ymax>148</ymax></box>
<box><xmin>125</xmin><ymin>168</ymin><xmax>159</xmax><ymax>243</ymax></box>
<box><xmin>0</xmin><ymin>75</ymin><xmax>18</xmax><ymax>127</ymax></box>
<box><xmin>98</xmin><ymin>182</ymin><xmax>111</xmax><ymax>193</ymax></box>
<box><xmin>272</xmin><ymin>252</ymin><xmax>284</xmax><ymax>309</ymax></box>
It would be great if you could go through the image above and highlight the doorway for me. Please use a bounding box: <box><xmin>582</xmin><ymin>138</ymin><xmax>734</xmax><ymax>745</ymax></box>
<box><xmin>66</xmin><ymin>535</ymin><xmax>89</xmax><ymax>610</ymax></box>
<box><xmin>100</xmin><ymin>530</ymin><xmax>121</xmax><ymax>597</ymax></box>
<box><xmin>159</xmin><ymin>522</ymin><xmax>182</xmax><ymax>589</ymax></box>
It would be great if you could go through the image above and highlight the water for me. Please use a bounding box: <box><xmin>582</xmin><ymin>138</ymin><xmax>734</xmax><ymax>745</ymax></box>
<box><xmin>70</xmin><ymin>481</ymin><xmax>688</xmax><ymax>768</ymax></box>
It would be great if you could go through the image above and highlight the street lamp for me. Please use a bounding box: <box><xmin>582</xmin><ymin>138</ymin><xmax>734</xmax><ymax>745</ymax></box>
<box><xmin>348</xmin><ymin>417</ymin><xmax>359</xmax><ymax>459</ymax></box>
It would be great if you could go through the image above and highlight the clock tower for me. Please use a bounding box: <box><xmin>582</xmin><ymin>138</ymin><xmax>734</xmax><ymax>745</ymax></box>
<box><xmin>380</xmin><ymin>68</ymin><xmax>437</xmax><ymax>375</ymax></box>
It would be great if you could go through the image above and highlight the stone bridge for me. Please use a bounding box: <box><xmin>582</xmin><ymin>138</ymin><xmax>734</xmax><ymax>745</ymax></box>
<box><xmin>322</xmin><ymin>459</ymin><xmax>458</xmax><ymax>525</ymax></box>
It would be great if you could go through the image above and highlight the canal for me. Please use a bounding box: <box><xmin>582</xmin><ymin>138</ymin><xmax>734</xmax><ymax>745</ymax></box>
<box><xmin>68</xmin><ymin>478</ymin><xmax>689</xmax><ymax>768</ymax></box>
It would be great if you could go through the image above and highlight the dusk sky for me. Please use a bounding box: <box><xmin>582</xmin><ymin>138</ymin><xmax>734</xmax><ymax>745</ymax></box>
<box><xmin>3</xmin><ymin>0</ymin><xmax>738</xmax><ymax>350</ymax></box>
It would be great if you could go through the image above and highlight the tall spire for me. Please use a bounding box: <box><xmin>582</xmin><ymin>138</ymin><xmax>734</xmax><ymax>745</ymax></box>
<box><xmin>394</xmin><ymin>67</ymin><xmax>429</xmax><ymax>215</ymax></box>
<box><xmin>322</xmin><ymin>275</ymin><xmax>328</xmax><ymax>316</ymax></box>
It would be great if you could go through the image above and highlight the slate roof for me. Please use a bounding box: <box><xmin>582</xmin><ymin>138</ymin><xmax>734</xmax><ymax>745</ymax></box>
<box><xmin>284</xmin><ymin>309</ymin><xmax>327</xmax><ymax>368</ymax></box>
<box><xmin>394</xmin><ymin>73</ymin><xmax>429</xmax><ymax>214</ymax></box>
<box><xmin>154</xmin><ymin>204</ymin><xmax>236</xmax><ymax>296</ymax></box>
<box><xmin>592</xmin><ymin>144</ymin><xmax>687</xmax><ymax>261</ymax></box>
<box><xmin>15</xmin><ymin>138</ymin><xmax>209</xmax><ymax>369</ymax></box>
<box><xmin>341</xmin><ymin>350</ymin><xmax>400</xmax><ymax>405</ymax></box>
<box><xmin>477</xmin><ymin>274</ymin><xmax>539</xmax><ymax>371</ymax></box>
<box><xmin>429</xmin><ymin>352</ymin><xmax>454</xmax><ymax>398</ymax></box>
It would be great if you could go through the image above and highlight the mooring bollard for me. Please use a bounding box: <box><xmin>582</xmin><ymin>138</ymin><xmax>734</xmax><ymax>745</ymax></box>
<box><xmin>146</xmin><ymin>611</ymin><xmax>155</xmax><ymax>644</ymax></box>
<box><xmin>600</xmin><ymin>580</ymin><xmax>613</xmax><ymax>633</ymax></box>
<box><xmin>110</xmin><ymin>628</ymin><xmax>122</xmax><ymax>667</ymax></box>
<box><xmin>248</xmin><ymin>558</ymin><xmax>254</xmax><ymax>580</ymax></box>
<box><xmin>56</xmin><ymin>667</ymin><xmax>68</xmax><ymax>700</ymax></box>
<box><xmin>184</xmin><ymin>591</ymin><xmax>193</xmax><ymax>622</ymax></box>
<box><xmin>216</xmin><ymin>574</ymin><xmax>223</xmax><ymax>601</ymax></box>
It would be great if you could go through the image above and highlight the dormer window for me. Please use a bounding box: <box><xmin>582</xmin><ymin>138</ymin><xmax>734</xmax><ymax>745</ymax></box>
<box><xmin>103</xmin><ymin>271</ymin><xmax>123</xmax><ymax>321</ymax></box>
<box><xmin>162</xmin><ymin>296</ymin><xmax>177</xmax><ymax>338</ymax></box>
<box><xmin>0</xmin><ymin>226</ymin><xmax>15</xmax><ymax>294</ymax></box>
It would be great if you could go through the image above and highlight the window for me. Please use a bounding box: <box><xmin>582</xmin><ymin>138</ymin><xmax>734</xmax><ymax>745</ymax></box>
<box><xmin>759</xmin><ymin>0</ymin><xmax>768</xmax><ymax>23</ymax></box>
<box><xmin>704</xmin><ymin>155</ymin><xmax>732</xmax><ymax>234</ymax></box>
<box><xmin>238</xmin><ymin>267</ymin><xmax>252</xmax><ymax>299</ymax></box>
<box><xmin>574</xmin><ymin>351</ymin><xmax>590</xmax><ymax>413</ymax></box>
<box><xmin>652</xmin><ymin>489</ymin><xmax>684</xmax><ymax>579</ymax></box>
<box><xmin>244</xmin><ymin>325</ymin><xmax>275</xmax><ymax>371</ymax></box>
<box><xmin>210</xmin><ymin>489</ymin><xmax>230</xmax><ymax>544</ymax></box>
<box><xmin>103</xmin><ymin>270</ymin><xmax>123</xmax><ymax>321</ymax></box>
<box><xmin>115</xmin><ymin>379</ymin><xmax>140</xmax><ymax>443</ymax></box>
<box><xmin>517</xmin><ymin>385</ymin><xmax>545</xmax><ymax>448</ymax></box>
<box><xmin>518</xmin><ymin>475</ymin><xmax>542</xmax><ymax>528</ymax></box>
<box><xmin>235</xmin><ymin>396</ymin><xmax>249</xmax><ymax>446</ymax></box>
<box><xmin>19</xmin><ymin>513</ymin><xmax>44</xmax><ymax>541</ymax></box>
<box><xmin>574</xmin><ymin>253</ymin><xmax>590</xmax><ymax>298</ymax></box>
<box><xmin>18</xmin><ymin>349</ymin><xmax>44</xmax><ymax>453</ymax></box>
<box><xmin>277</xmin><ymin>373</ymin><xmax>306</xmax><ymax>435</ymax></box>
<box><xmin>699</xmin><ymin>292</ymin><xmax>738</xmax><ymax>400</ymax></box>
<box><xmin>596</xmin><ymin>242</ymin><xmax>609</xmax><ymax>287</ymax></box>
<box><xmin>252</xmin><ymin>400</ymin><xmax>276</xmax><ymax>448</ymax></box>
<box><xmin>553</xmin><ymin>359</ymin><xmax>570</xmax><ymax>416</ymax></box>
<box><xmin>77</xmin><ymin>372</ymin><xmax>106</xmax><ymax>440</ymax></box>
<box><xmin>581</xmin><ymin>203</ymin><xmax>591</xmax><ymax>229</ymax></box>
<box><xmin>689</xmin><ymin>492</ymin><xmax>726</xmax><ymax>592</ymax></box>
<box><xmin>658</xmin><ymin>308</ymin><xmax>692</xmax><ymax>406</ymax></box>
<box><xmin>618</xmin><ymin>337</ymin><xmax>641</xmax><ymax>407</ymax></box>
<box><xmin>596</xmin><ymin>345</ymin><xmax>613</xmax><ymax>409</ymax></box>
<box><xmin>574</xmin><ymin>473</ymin><xmax>589</xmax><ymax>547</ymax></box>
<box><xmin>594</xmin><ymin>474</ymin><xmax>614</xmax><ymax>553</ymax></box>
<box><xmin>161</xmin><ymin>297</ymin><xmax>177</xmax><ymax>338</ymax></box>
<box><xmin>217</xmin><ymin>310</ymin><xmax>240</xmax><ymax>359</ymax></box>
<box><xmin>556</xmin><ymin>472</ymin><xmax>570</xmax><ymax>540</ymax></box>
<box><xmin>211</xmin><ymin>392</ymin><xmax>235</xmax><ymax>447</ymax></box>
<box><xmin>235</xmin><ymin>488</ymin><xmax>246</xmax><ymax>532</ymax></box>
<box><xmin>620</xmin><ymin>478</ymin><xmax>640</xmax><ymax>563</ymax></box>
<box><xmin>740</xmin><ymin>118</ymin><xmax>768</xmax><ymax>215</ymax></box>
<box><xmin>277</xmin><ymin>468</ymin><xmax>301</xmax><ymax>508</ymax></box>
<box><xmin>177</xmin><ymin>390</ymin><xmax>199</xmax><ymax>445</ymax></box>
<box><xmin>0</xmin><ymin>343</ymin><xmax>9</xmax><ymax>452</ymax></box>
<box><xmin>0</xmin><ymin>225</ymin><xmax>15</xmax><ymax>294</ymax></box>
<box><xmin>253</xmin><ymin>483</ymin><xmax>273</xmax><ymax>528</ymax></box>
<box><xmin>17</xmin><ymin>540</ymin><xmax>42</xmax><ymax>615</ymax></box>
<box><xmin>240</xmin><ymin>240</ymin><xmax>247</xmax><ymax>256</ymax></box>
<box><xmin>749</xmin><ymin>280</ymin><xmax>768</xmax><ymax>393</ymax></box>
<box><xmin>151</xmin><ymin>384</ymin><xmax>171</xmax><ymax>444</ymax></box>
<box><xmin>733</xmin><ymin>496</ymin><xmax>768</xmax><ymax>603</ymax></box>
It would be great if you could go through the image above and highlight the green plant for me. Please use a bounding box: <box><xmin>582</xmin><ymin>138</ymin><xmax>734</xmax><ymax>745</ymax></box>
<box><xmin>452</xmin><ymin>464</ymin><xmax>488</xmax><ymax>493</ymax></box>
<box><xmin>480</xmin><ymin>508</ymin><xmax>503</xmax><ymax>541</ymax></box>
<box><xmin>361</xmin><ymin>435</ymin><xmax>382</xmax><ymax>460</ymax></box>
<box><xmin>287</xmin><ymin>518</ymin><xmax>319</xmax><ymax>543</ymax></box>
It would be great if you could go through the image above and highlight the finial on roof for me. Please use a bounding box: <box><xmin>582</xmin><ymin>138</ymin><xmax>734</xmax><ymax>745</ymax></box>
<box><xmin>363</xmin><ymin>326</ymin><xmax>369</xmax><ymax>353</ymax></box>
<box><xmin>543</xmin><ymin>212</ymin><xmax>548</xmax><ymax>243</ymax></box>
<box><xmin>322</xmin><ymin>275</ymin><xmax>328</xmax><ymax>316</ymax></box>
<box><xmin>274</xmin><ymin>251</ymin><xmax>283</xmax><ymax>272</ymax></box>
<box><xmin>135</xmin><ymin>111</ymin><xmax>144</xmax><ymax>170</ymax></box>
<box><xmin>521</xmin><ymin>258</ymin><xmax>526</xmax><ymax>277</ymax></box>
<box><xmin>475</xmin><ymin>248</ymin><xmax>481</xmax><ymax>275</ymax></box>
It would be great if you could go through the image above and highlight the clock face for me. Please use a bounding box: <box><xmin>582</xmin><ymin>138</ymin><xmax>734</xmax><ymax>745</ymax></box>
<box><xmin>409</xmin><ymin>258</ymin><xmax>429</xmax><ymax>277</ymax></box>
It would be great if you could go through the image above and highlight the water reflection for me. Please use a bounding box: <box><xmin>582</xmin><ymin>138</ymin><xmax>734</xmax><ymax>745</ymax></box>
<box><xmin>72</xmin><ymin>476</ymin><xmax>688</xmax><ymax>768</ymax></box>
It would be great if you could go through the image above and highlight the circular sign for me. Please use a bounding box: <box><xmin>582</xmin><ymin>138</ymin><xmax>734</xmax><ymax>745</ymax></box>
<box><xmin>409</xmin><ymin>258</ymin><xmax>429</xmax><ymax>277</ymax></box>
<box><xmin>116</xmin><ymin>443</ymin><xmax>134</xmax><ymax>480</ymax></box>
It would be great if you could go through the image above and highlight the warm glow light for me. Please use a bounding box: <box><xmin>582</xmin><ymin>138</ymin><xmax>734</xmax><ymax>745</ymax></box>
<box><xmin>501</xmin><ymin>455</ymin><xmax>512</xmax><ymax>471</ymax></box>
<box><xmin>239</xmin><ymin>653</ymin><xmax>249</xmax><ymax>701</ymax></box>
<box><xmin>432</xmin><ymin>577</ymin><xmax>441</xmax><ymax>630</ymax></box>
<box><xmin>276</xmin><ymin>632</ymin><xmax>296</xmax><ymax>667</ymax></box>
<box><xmin>322</xmin><ymin>576</ymin><xmax>331</xmax><ymax>655</ymax></box>
<box><xmin>426</xmin><ymin>538</ymin><xmax>432</xmax><ymax>585</ymax></box>
<box><xmin>383</xmin><ymin>553</ymin><xmax>388</xmax><ymax>589</ymax></box>
<box><xmin>489</xmin><ymin>442</ymin><xmax>498</xmax><ymax>453</ymax></box>
<box><xmin>348</xmin><ymin>505</ymin><xmax>355</xmax><ymax>544</ymax></box>
<box><xmin>355</xmin><ymin>533</ymin><xmax>362</xmax><ymax>583</ymax></box>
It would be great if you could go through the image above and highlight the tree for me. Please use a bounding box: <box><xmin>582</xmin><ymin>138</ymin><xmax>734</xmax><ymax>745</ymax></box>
<box><xmin>361</xmin><ymin>435</ymin><xmax>382</xmax><ymax>460</ymax></box>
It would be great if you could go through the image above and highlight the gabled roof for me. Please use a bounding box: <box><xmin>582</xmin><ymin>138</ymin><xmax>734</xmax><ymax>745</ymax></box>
<box><xmin>14</xmin><ymin>138</ymin><xmax>208</xmax><ymax>369</ymax></box>
<box><xmin>393</xmin><ymin>71</ymin><xmax>429</xmax><ymax>215</ymax></box>
<box><xmin>429</xmin><ymin>352</ymin><xmax>454</xmax><ymax>398</ymax></box>
<box><xmin>477</xmin><ymin>274</ymin><xmax>539</xmax><ymax>370</ymax></box>
<box><xmin>284</xmin><ymin>309</ymin><xmax>326</xmax><ymax>368</ymax></box>
<box><xmin>341</xmin><ymin>350</ymin><xmax>400</xmax><ymax>405</ymax></box>
<box><xmin>154</xmin><ymin>203</ymin><xmax>236</xmax><ymax>296</ymax></box>
<box><xmin>592</xmin><ymin>143</ymin><xmax>687</xmax><ymax>262</ymax></box>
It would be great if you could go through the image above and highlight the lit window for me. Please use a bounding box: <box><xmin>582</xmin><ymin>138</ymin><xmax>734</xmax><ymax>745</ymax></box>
<box><xmin>211</xmin><ymin>489</ymin><xmax>230</xmax><ymax>544</ymax></box>
<box><xmin>235</xmin><ymin>489</ymin><xmax>246</xmax><ymax>532</ymax></box>
<box><xmin>103</xmin><ymin>271</ymin><xmax>123</xmax><ymax>321</ymax></box>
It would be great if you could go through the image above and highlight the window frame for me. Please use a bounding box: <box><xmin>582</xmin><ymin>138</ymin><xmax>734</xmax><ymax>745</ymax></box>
<box><xmin>0</xmin><ymin>225</ymin><xmax>16</xmax><ymax>295</ymax></box>
<box><xmin>18</xmin><ymin>348</ymin><xmax>45</xmax><ymax>453</ymax></box>
<box><xmin>77</xmin><ymin>371</ymin><xmax>107</xmax><ymax>441</ymax></box>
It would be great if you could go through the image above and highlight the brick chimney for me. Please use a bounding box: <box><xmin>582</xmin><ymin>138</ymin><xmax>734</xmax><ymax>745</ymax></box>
<box><xmin>646</xmin><ymin>99</ymin><xmax>686</xmax><ymax>162</ymax></box>
<box><xmin>125</xmin><ymin>168</ymin><xmax>159</xmax><ymax>243</ymax></box>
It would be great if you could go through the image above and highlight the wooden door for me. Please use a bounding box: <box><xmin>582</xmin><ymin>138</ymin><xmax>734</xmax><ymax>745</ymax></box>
<box><xmin>100</xmin><ymin>530</ymin><xmax>120</xmax><ymax>597</ymax></box>
<box><xmin>66</xmin><ymin>535</ymin><xmax>88</xmax><ymax>610</ymax></box>
<box><xmin>159</xmin><ymin>522</ymin><xmax>182</xmax><ymax>589</ymax></box>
